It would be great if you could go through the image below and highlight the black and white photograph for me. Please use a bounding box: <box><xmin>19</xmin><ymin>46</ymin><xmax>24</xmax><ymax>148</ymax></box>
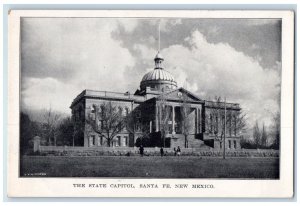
<box><xmin>7</xmin><ymin>10</ymin><xmax>294</xmax><ymax>198</ymax></box>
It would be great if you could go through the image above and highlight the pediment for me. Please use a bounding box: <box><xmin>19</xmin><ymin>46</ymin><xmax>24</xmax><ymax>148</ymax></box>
<box><xmin>156</xmin><ymin>88</ymin><xmax>202</xmax><ymax>102</ymax></box>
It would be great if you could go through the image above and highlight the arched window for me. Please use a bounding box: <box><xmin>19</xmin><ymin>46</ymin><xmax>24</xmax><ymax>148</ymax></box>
<box><xmin>233</xmin><ymin>115</ymin><xmax>237</xmax><ymax>136</ymax></box>
<box><xmin>215</xmin><ymin>115</ymin><xmax>218</xmax><ymax>134</ymax></box>
<box><xmin>125</xmin><ymin>107</ymin><xmax>129</xmax><ymax>116</ymax></box>
<box><xmin>118</xmin><ymin>107</ymin><xmax>123</xmax><ymax>116</ymax></box>
<box><xmin>100</xmin><ymin>105</ymin><xmax>105</xmax><ymax>118</ymax></box>
<box><xmin>222</xmin><ymin>115</ymin><xmax>225</xmax><ymax>130</ymax></box>
<box><xmin>210</xmin><ymin>114</ymin><xmax>213</xmax><ymax>132</ymax></box>
<box><xmin>90</xmin><ymin>105</ymin><xmax>95</xmax><ymax>113</ymax></box>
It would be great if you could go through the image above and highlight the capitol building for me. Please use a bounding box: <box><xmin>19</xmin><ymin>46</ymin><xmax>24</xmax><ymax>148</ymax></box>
<box><xmin>70</xmin><ymin>51</ymin><xmax>242</xmax><ymax>150</ymax></box>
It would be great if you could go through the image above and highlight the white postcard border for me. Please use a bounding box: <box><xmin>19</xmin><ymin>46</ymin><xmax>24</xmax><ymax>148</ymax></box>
<box><xmin>7</xmin><ymin>10</ymin><xmax>294</xmax><ymax>198</ymax></box>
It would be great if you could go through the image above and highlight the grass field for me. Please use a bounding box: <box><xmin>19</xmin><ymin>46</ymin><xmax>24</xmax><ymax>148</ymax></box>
<box><xmin>20</xmin><ymin>156</ymin><xmax>279</xmax><ymax>179</ymax></box>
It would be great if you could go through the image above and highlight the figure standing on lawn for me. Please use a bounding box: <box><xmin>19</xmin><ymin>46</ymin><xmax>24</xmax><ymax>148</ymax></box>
<box><xmin>160</xmin><ymin>147</ymin><xmax>164</xmax><ymax>157</ymax></box>
<box><xmin>139</xmin><ymin>145</ymin><xmax>144</xmax><ymax>157</ymax></box>
<box><xmin>177</xmin><ymin>146</ymin><xmax>181</xmax><ymax>156</ymax></box>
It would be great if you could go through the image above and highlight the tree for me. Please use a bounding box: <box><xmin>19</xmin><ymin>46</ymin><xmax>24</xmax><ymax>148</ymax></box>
<box><xmin>157</xmin><ymin>92</ymin><xmax>171</xmax><ymax>147</ymax></box>
<box><xmin>260</xmin><ymin>123</ymin><xmax>268</xmax><ymax>148</ymax></box>
<box><xmin>270</xmin><ymin>112</ymin><xmax>280</xmax><ymax>149</ymax></box>
<box><xmin>205</xmin><ymin>96</ymin><xmax>247</xmax><ymax>141</ymax></box>
<box><xmin>235</xmin><ymin>110</ymin><xmax>247</xmax><ymax>135</ymax></box>
<box><xmin>253</xmin><ymin>121</ymin><xmax>261</xmax><ymax>149</ymax></box>
<box><xmin>240</xmin><ymin>136</ymin><xmax>256</xmax><ymax>149</ymax></box>
<box><xmin>20</xmin><ymin>112</ymin><xmax>42</xmax><ymax>154</ymax></box>
<box><xmin>86</xmin><ymin>101</ymin><xmax>127</xmax><ymax>147</ymax></box>
<box><xmin>42</xmin><ymin>107</ymin><xmax>61</xmax><ymax>146</ymax></box>
<box><xmin>56</xmin><ymin>117</ymin><xmax>74</xmax><ymax>146</ymax></box>
<box><xmin>180</xmin><ymin>93</ymin><xmax>193</xmax><ymax>148</ymax></box>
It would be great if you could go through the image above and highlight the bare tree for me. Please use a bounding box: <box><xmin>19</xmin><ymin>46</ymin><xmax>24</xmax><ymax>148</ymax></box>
<box><xmin>56</xmin><ymin>116</ymin><xmax>74</xmax><ymax>146</ymax></box>
<box><xmin>253</xmin><ymin>121</ymin><xmax>261</xmax><ymax>148</ymax></box>
<box><xmin>42</xmin><ymin>107</ymin><xmax>61</xmax><ymax>146</ymax></box>
<box><xmin>235</xmin><ymin>110</ymin><xmax>247</xmax><ymax>135</ymax></box>
<box><xmin>261</xmin><ymin>123</ymin><xmax>268</xmax><ymax>148</ymax></box>
<box><xmin>205</xmin><ymin>97</ymin><xmax>223</xmax><ymax>140</ymax></box>
<box><xmin>124</xmin><ymin>107</ymin><xmax>149</xmax><ymax>146</ymax></box>
<box><xmin>270</xmin><ymin>112</ymin><xmax>280</xmax><ymax>149</ymax></box>
<box><xmin>157</xmin><ymin>92</ymin><xmax>171</xmax><ymax>147</ymax></box>
<box><xmin>205</xmin><ymin>97</ymin><xmax>247</xmax><ymax>142</ymax></box>
<box><xmin>180</xmin><ymin>93</ymin><xmax>193</xmax><ymax>148</ymax></box>
<box><xmin>86</xmin><ymin>101</ymin><xmax>126</xmax><ymax>147</ymax></box>
<box><xmin>72</xmin><ymin>117</ymin><xmax>88</xmax><ymax>146</ymax></box>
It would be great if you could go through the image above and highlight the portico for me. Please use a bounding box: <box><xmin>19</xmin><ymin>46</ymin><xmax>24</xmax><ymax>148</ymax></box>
<box><xmin>154</xmin><ymin>93</ymin><xmax>203</xmax><ymax>137</ymax></box>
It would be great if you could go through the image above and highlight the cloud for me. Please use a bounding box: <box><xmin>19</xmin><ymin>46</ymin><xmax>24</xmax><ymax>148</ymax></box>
<box><xmin>207</xmin><ymin>25</ymin><xmax>220</xmax><ymax>37</ymax></box>
<box><xmin>117</xmin><ymin>18</ymin><xmax>138</xmax><ymax>33</ymax></box>
<box><xmin>147</xmin><ymin>19</ymin><xmax>183</xmax><ymax>32</ymax></box>
<box><xmin>21</xmin><ymin>77</ymin><xmax>78</xmax><ymax>112</ymax></box>
<box><xmin>133</xmin><ymin>43</ymin><xmax>157</xmax><ymax>65</ymax></box>
<box><xmin>161</xmin><ymin>31</ymin><xmax>280</xmax><ymax>127</ymax></box>
<box><xmin>21</xmin><ymin>18</ymin><xmax>136</xmax><ymax>113</ymax></box>
<box><xmin>21</xmin><ymin>18</ymin><xmax>281</xmax><ymax>130</ymax></box>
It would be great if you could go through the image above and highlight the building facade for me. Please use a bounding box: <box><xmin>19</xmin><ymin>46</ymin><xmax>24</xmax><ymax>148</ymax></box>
<box><xmin>70</xmin><ymin>52</ymin><xmax>242</xmax><ymax>150</ymax></box>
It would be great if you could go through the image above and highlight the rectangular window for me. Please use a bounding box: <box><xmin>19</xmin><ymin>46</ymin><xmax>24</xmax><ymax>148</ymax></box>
<box><xmin>234</xmin><ymin>140</ymin><xmax>237</xmax><ymax>149</ymax></box>
<box><xmin>89</xmin><ymin>113</ymin><xmax>95</xmax><ymax>120</ymax></box>
<box><xmin>234</xmin><ymin>116</ymin><xmax>237</xmax><ymax>136</ymax></box>
<box><xmin>97</xmin><ymin>118</ymin><xmax>101</xmax><ymax>128</ymax></box>
<box><xmin>229</xmin><ymin>114</ymin><xmax>232</xmax><ymax>136</ymax></box>
<box><xmin>168</xmin><ymin>125</ymin><xmax>172</xmax><ymax>134</ymax></box>
<box><xmin>228</xmin><ymin>140</ymin><xmax>231</xmax><ymax>149</ymax></box>
<box><xmin>210</xmin><ymin>114</ymin><xmax>213</xmax><ymax>133</ymax></box>
<box><xmin>215</xmin><ymin>116</ymin><xmax>218</xmax><ymax>134</ymax></box>
<box><xmin>220</xmin><ymin>142</ymin><xmax>222</xmax><ymax>149</ymax></box>
<box><xmin>100</xmin><ymin>136</ymin><xmax>103</xmax><ymax>146</ymax></box>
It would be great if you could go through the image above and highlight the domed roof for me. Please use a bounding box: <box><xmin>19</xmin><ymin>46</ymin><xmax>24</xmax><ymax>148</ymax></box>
<box><xmin>139</xmin><ymin>51</ymin><xmax>177</xmax><ymax>91</ymax></box>
<box><xmin>141</xmin><ymin>69</ymin><xmax>176</xmax><ymax>83</ymax></box>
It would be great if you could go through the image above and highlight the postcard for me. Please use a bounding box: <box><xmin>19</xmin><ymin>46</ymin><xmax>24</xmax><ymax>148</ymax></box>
<box><xmin>7</xmin><ymin>10</ymin><xmax>294</xmax><ymax>197</ymax></box>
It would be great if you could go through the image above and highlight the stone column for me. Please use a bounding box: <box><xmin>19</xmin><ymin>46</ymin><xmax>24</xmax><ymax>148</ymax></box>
<box><xmin>199</xmin><ymin>107</ymin><xmax>202</xmax><ymax>133</ymax></box>
<box><xmin>197</xmin><ymin>108</ymin><xmax>199</xmax><ymax>133</ymax></box>
<box><xmin>97</xmin><ymin>136</ymin><xmax>101</xmax><ymax>146</ymax></box>
<box><xmin>89</xmin><ymin>136</ymin><xmax>93</xmax><ymax>147</ymax></box>
<box><xmin>155</xmin><ymin>105</ymin><xmax>159</xmax><ymax>132</ymax></box>
<box><xmin>172</xmin><ymin>106</ymin><xmax>175</xmax><ymax>134</ymax></box>
<box><xmin>196</xmin><ymin>108</ymin><xmax>199</xmax><ymax>133</ymax></box>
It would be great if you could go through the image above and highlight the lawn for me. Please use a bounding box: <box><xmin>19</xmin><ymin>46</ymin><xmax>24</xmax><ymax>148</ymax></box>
<box><xmin>20</xmin><ymin>156</ymin><xmax>279</xmax><ymax>179</ymax></box>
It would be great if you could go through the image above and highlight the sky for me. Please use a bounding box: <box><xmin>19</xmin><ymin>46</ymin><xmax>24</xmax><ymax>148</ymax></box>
<box><xmin>21</xmin><ymin>18</ymin><xmax>281</xmax><ymax>128</ymax></box>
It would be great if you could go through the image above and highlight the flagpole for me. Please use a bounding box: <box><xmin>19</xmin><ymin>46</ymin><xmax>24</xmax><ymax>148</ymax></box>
<box><xmin>158</xmin><ymin>20</ymin><xmax>161</xmax><ymax>52</ymax></box>
<box><xmin>223</xmin><ymin>97</ymin><xmax>226</xmax><ymax>159</ymax></box>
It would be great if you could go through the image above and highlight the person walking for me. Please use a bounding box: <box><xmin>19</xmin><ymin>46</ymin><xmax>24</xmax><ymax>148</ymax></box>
<box><xmin>160</xmin><ymin>147</ymin><xmax>164</xmax><ymax>157</ymax></box>
<box><xmin>173</xmin><ymin>147</ymin><xmax>177</xmax><ymax>156</ymax></box>
<box><xmin>177</xmin><ymin>146</ymin><xmax>181</xmax><ymax>156</ymax></box>
<box><xmin>139</xmin><ymin>145</ymin><xmax>144</xmax><ymax>157</ymax></box>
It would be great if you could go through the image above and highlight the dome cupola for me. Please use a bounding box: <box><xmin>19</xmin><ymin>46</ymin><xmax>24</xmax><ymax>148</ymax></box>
<box><xmin>154</xmin><ymin>52</ymin><xmax>164</xmax><ymax>69</ymax></box>
<box><xmin>140</xmin><ymin>52</ymin><xmax>177</xmax><ymax>92</ymax></box>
